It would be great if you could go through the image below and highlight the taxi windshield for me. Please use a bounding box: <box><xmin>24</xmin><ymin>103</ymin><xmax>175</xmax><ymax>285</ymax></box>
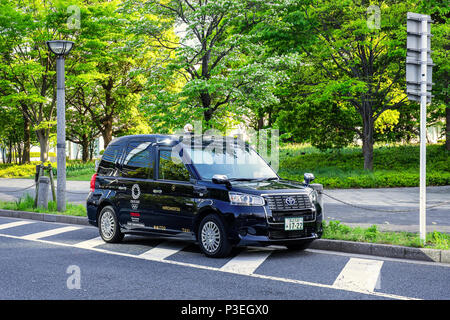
<box><xmin>182</xmin><ymin>141</ymin><xmax>278</xmax><ymax>181</ymax></box>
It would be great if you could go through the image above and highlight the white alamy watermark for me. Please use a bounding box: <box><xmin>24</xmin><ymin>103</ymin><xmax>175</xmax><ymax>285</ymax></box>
<box><xmin>66</xmin><ymin>265</ymin><xmax>81</xmax><ymax>289</ymax></box>
<box><xmin>367</xmin><ymin>5</ymin><xmax>381</xmax><ymax>30</ymax></box>
<box><xmin>171</xmin><ymin>121</ymin><xmax>280</xmax><ymax>173</ymax></box>
<box><xmin>67</xmin><ymin>5</ymin><xmax>81</xmax><ymax>30</ymax></box>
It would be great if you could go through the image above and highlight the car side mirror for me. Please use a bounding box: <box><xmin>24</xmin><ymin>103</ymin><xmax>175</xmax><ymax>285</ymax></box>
<box><xmin>303</xmin><ymin>173</ymin><xmax>315</xmax><ymax>186</ymax></box>
<box><xmin>212</xmin><ymin>174</ymin><xmax>231</xmax><ymax>189</ymax></box>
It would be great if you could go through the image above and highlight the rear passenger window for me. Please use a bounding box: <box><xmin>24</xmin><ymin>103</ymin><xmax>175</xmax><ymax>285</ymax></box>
<box><xmin>121</xmin><ymin>141</ymin><xmax>153</xmax><ymax>179</ymax></box>
<box><xmin>98</xmin><ymin>144</ymin><xmax>122</xmax><ymax>176</ymax></box>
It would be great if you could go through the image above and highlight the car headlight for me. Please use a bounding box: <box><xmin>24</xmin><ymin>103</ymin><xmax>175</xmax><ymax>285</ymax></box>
<box><xmin>308</xmin><ymin>190</ymin><xmax>318</xmax><ymax>204</ymax></box>
<box><xmin>229</xmin><ymin>192</ymin><xmax>265</xmax><ymax>206</ymax></box>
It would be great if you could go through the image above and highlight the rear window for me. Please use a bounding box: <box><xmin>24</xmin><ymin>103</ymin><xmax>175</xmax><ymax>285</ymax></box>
<box><xmin>98</xmin><ymin>144</ymin><xmax>123</xmax><ymax>176</ymax></box>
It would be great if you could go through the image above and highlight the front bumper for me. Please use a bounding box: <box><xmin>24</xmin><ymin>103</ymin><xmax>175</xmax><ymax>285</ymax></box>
<box><xmin>230</xmin><ymin>205</ymin><xmax>323</xmax><ymax>246</ymax></box>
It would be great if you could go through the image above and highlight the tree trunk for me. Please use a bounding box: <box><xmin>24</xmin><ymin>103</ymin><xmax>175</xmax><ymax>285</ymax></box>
<box><xmin>102</xmin><ymin>119</ymin><xmax>113</xmax><ymax>148</ymax></box>
<box><xmin>81</xmin><ymin>136</ymin><xmax>89</xmax><ymax>163</ymax></box>
<box><xmin>257</xmin><ymin>115</ymin><xmax>264</xmax><ymax>130</ymax></box>
<box><xmin>446</xmin><ymin>107</ymin><xmax>450</xmax><ymax>151</ymax></box>
<box><xmin>22</xmin><ymin>118</ymin><xmax>30</xmax><ymax>164</ymax></box>
<box><xmin>36</xmin><ymin>129</ymin><xmax>49</xmax><ymax>162</ymax></box>
<box><xmin>201</xmin><ymin>92</ymin><xmax>213</xmax><ymax>125</ymax></box>
<box><xmin>361</xmin><ymin>108</ymin><xmax>374</xmax><ymax>171</ymax></box>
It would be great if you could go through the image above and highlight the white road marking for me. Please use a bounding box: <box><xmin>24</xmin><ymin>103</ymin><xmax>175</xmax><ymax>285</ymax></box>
<box><xmin>0</xmin><ymin>231</ymin><xmax>418</xmax><ymax>300</ymax></box>
<box><xmin>306</xmin><ymin>248</ymin><xmax>450</xmax><ymax>268</ymax></box>
<box><xmin>333</xmin><ymin>258</ymin><xmax>384</xmax><ymax>292</ymax></box>
<box><xmin>0</xmin><ymin>220</ymin><xmax>34</xmax><ymax>230</ymax></box>
<box><xmin>139</xmin><ymin>241</ymin><xmax>187</xmax><ymax>261</ymax></box>
<box><xmin>73</xmin><ymin>236</ymin><xmax>105</xmax><ymax>249</ymax></box>
<box><xmin>21</xmin><ymin>226</ymin><xmax>81</xmax><ymax>240</ymax></box>
<box><xmin>220</xmin><ymin>250</ymin><xmax>272</xmax><ymax>275</ymax></box>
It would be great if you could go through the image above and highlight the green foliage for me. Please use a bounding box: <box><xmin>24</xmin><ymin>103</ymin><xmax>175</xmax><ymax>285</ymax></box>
<box><xmin>0</xmin><ymin>160</ymin><xmax>95</xmax><ymax>179</ymax></box>
<box><xmin>0</xmin><ymin>194</ymin><xmax>86</xmax><ymax>216</ymax></box>
<box><xmin>279</xmin><ymin>143</ymin><xmax>450</xmax><ymax>188</ymax></box>
<box><xmin>322</xmin><ymin>220</ymin><xmax>449</xmax><ymax>250</ymax></box>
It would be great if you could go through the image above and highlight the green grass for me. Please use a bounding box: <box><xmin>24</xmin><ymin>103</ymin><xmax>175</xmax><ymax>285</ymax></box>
<box><xmin>278</xmin><ymin>143</ymin><xmax>450</xmax><ymax>188</ymax></box>
<box><xmin>322</xmin><ymin>220</ymin><xmax>449</xmax><ymax>250</ymax></box>
<box><xmin>0</xmin><ymin>194</ymin><xmax>86</xmax><ymax>216</ymax></box>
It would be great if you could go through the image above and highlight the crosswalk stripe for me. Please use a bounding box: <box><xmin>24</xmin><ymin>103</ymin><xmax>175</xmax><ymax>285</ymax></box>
<box><xmin>21</xmin><ymin>226</ymin><xmax>82</xmax><ymax>240</ymax></box>
<box><xmin>73</xmin><ymin>236</ymin><xmax>105</xmax><ymax>249</ymax></box>
<box><xmin>333</xmin><ymin>258</ymin><xmax>384</xmax><ymax>292</ymax></box>
<box><xmin>138</xmin><ymin>241</ymin><xmax>187</xmax><ymax>261</ymax></box>
<box><xmin>220</xmin><ymin>250</ymin><xmax>272</xmax><ymax>275</ymax></box>
<box><xmin>0</xmin><ymin>220</ymin><xmax>34</xmax><ymax>230</ymax></box>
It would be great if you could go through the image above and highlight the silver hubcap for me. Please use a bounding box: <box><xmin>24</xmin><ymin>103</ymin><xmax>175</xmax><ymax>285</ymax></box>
<box><xmin>100</xmin><ymin>211</ymin><xmax>115</xmax><ymax>240</ymax></box>
<box><xmin>201</xmin><ymin>221</ymin><xmax>221</xmax><ymax>253</ymax></box>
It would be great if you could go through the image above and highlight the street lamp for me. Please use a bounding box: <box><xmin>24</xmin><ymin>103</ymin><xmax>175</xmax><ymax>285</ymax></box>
<box><xmin>46</xmin><ymin>40</ymin><xmax>74</xmax><ymax>212</ymax></box>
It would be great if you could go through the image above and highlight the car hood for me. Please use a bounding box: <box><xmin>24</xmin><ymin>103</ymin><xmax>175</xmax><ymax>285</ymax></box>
<box><xmin>229</xmin><ymin>179</ymin><xmax>310</xmax><ymax>195</ymax></box>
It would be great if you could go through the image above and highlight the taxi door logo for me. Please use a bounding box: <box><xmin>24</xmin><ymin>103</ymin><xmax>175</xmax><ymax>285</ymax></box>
<box><xmin>131</xmin><ymin>184</ymin><xmax>141</xmax><ymax>209</ymax></box>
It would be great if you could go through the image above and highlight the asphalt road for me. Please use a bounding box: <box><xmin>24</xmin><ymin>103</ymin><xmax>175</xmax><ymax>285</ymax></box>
<box><xmin>0</xmin><ymin>178</ymin><xmax>449</xmax><ymax>232</ymax></box>
<box><xmin>0</xmin><ymin>216</ymin><xmax>448</xmax><ymax>300</ymax></box>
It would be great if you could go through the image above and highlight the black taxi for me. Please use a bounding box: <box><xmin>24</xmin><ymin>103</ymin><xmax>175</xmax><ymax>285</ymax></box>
<box><xmin>86</xmin><ymin>134</ymin><xmax>323</xmax><ymax>257</ymax></box>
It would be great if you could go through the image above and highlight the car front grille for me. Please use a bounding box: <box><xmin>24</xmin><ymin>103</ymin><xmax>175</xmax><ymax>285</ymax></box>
<box><xmin>264</xmin><ymin>194</ymin><xmax>312</xmax><ymax>211</ymax></box>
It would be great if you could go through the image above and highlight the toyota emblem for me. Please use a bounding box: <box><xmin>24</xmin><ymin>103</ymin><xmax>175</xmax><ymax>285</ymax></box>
<box><xmin>285</xmin><ymin>196</ymin><xmax>296</xmax><ymax>206</ymax></box>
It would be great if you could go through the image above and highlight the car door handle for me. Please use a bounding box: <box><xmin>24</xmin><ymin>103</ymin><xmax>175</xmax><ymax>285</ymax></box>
<box><xmin>153</xmin><ymin>189</ymin><xmax>162</xmax><ymax>194</ymax></box>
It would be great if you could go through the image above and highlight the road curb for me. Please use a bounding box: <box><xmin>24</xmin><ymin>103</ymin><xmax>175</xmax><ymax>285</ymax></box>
<box><xmin>0</xmin><ymin>209</ymin><xmax>447</xmax><ymax>263</ymax></box>
<box><xmin>310</xmin><ymin>239</ymin><xmax>448</xmax><ymax>264</ymax></box>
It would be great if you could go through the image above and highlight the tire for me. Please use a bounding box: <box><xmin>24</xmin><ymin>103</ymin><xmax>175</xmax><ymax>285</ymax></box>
<box><xmin>98</xmin><ymin>206</ymin><xmax>124</xmax><ymax>243</ymax></box>
<box><xmin>285</xmin><ymin>239</ymin><xmax>314</xmax><ymax>251</ymax></box>
<box><xmin>198</xmin><ymin>214</ymin><xmax>232</xmax><ymax>258</ymax></box>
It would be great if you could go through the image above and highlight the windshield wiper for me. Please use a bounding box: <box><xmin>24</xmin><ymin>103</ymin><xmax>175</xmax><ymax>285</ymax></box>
<box><xmin>228</xmin><ymin>177</ymin><xmax>279</xmax><ymax>182</ymax></box>
<box><xmin>228</xmin><ymin>178</ymin><xmax>258</xmax><ymax>182</ymax></box>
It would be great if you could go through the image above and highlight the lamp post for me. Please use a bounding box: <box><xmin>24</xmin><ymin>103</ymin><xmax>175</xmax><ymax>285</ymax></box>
<box><xmin>46</xmin><ymin>40</ymin><xmax>74</xmax><ymax>212</ymax></box>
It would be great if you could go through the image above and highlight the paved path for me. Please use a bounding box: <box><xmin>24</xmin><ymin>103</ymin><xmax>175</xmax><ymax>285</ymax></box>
<box><xmin>0</xmin><ymin>178</ymin><xmax>449</xmax><ymax>232</ymax></box>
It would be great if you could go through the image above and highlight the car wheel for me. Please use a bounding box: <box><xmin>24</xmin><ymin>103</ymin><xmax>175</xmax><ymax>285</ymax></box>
<box><xmin>98</xmin><ymin>206</ymin><xmax>124</xmax><ymax>243</ymax></box>
<box><xmin>198</xmin><ymin>214</ymin><xmax>232</xmax><ymax>258</ymax></box>
<box><xmin>285</xmin><ymin>239</ymin><xmax>314</xmax><ymax>251</ymax></box>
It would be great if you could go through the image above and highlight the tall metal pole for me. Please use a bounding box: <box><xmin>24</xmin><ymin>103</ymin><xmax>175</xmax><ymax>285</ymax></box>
<box><xmin>419</xmin><ymin>18</ymin><xmax>428</xmax><ymax>242</ymax></box>
<box><xmin>56</xmin><ymin>56</ymin><xmax>66</xmax><ymax>212</ymax></box>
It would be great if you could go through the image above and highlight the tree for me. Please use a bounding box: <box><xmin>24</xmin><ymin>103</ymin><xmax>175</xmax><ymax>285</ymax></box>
<box><xmin>66</xmin><ymin>86</ymin><xmax>101</xmax><ymax>162</ymax></box>
<box><xmin>66</xmin><ymin>0</ymin><xmax>155</xmax><ymax>148</ymax></box>
<box><xmin>295</xmin><ymin>0</ymin><xmax>413</xmax><ymax>170</ymax></box>
<box><xmin>0</xmin><ymin>105</ymin><xmax>25</xmax><ymax>163</ymax></box>
<box><xmin>417</xmin><ymin>1</ymin><xmax>449</xmax><ymax>149</ymax></box>
<box><xmin>124</xmin><ymin>0</ymin><xmax>280</xmax><ymax>130</ymax></box>
<box><xmin>0</xmin><ymin>0</ymin><xmax>77</xmax><ymax>162</ymax></box>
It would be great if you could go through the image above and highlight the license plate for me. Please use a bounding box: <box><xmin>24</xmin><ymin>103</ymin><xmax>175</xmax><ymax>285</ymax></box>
<box><xmin>285</xmin><ymin>217</ymin><xmax>303</xmax><ymax>231</ymax></box>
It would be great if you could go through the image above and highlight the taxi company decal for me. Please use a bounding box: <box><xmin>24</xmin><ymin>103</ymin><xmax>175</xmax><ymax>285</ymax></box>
<box><xmin>162</xmin><ymin>206</ymin><xmax>180</xmax><ymax>212</ymax></box>
<box><xmin>132</xmin><ymin>184</ymin><xmax>141</xmax><ymax>199</ymax></box>
<box><xmin>127</xmin><ymin>211</ymin><xmax>144</xmax><ymax>228</ymax></box>
<box><xmin>131</xmin><ymin>184</ymin><xmax>141</xmax><ymax>210</ymax></box>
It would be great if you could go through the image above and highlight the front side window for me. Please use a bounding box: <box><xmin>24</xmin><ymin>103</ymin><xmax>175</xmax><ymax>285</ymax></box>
<box><xmin>121</xmin><ymin>141</ymin><xmax>153</xmax><ymax>179</ymax></box>
<box><xmin>158</xmin><ymin>149</ymin><xmax>190</xmax><ymax>181</ymax></box>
